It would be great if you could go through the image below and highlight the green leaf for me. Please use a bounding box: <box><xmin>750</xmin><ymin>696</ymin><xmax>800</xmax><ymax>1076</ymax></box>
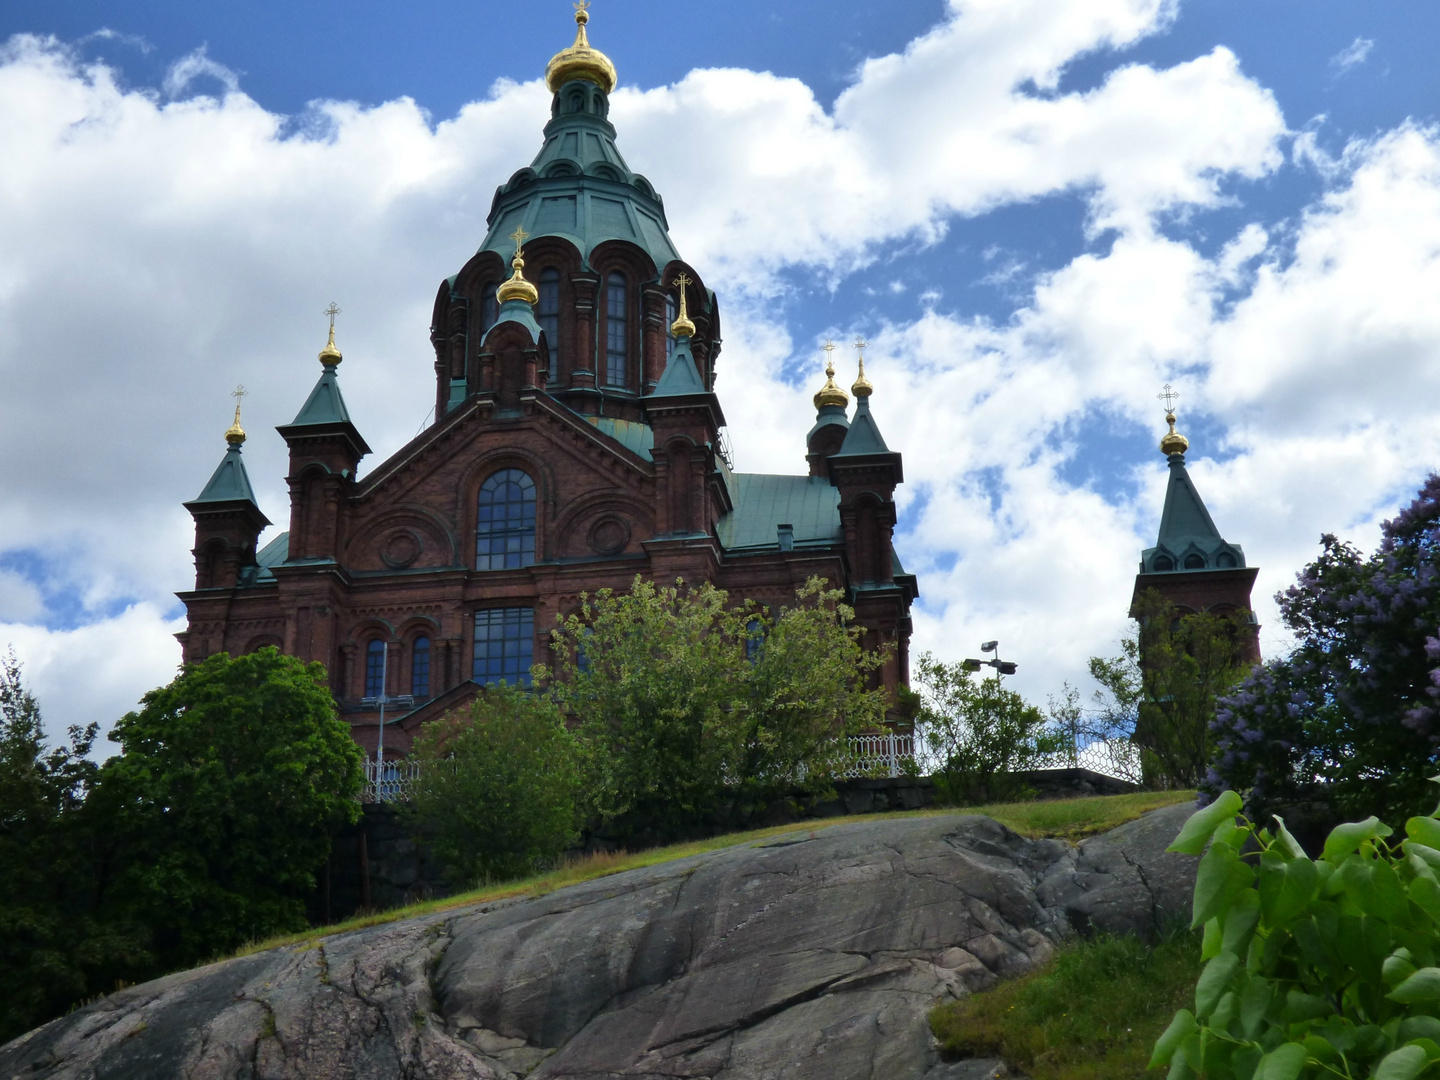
<box><xmin>1323</xmin><ymin>816</ymin><xmax>1394</xmax><ymax>862</ymax></box>
<box><xmin>1389</xmin><ymin>967</ymin><xmax>1440</xmax><ymax>1004</ymax></box>
<box><xmin>1271</xmin><ymin>815</ymin><xmax>1308</xmax><ymax>860</ymax></box>
<box><xmin>1408</xmin><ymin>841</ymin><xmax>1440</xmax><ymax>873</ymax></box>
<box><xmin>1223</xmin><ymin>891</ymin><xmax>1262</xmax><ymax>954</ymax></box>
<box><xmin>1150</xmin><ymin>1009</ymin><xmax>1198</xmax><ymax>1069</ymax></box>
<box><xmin>1197</xmin><ymin>953</ymin><xmax>1241</xmax><ymax>1019</ymax></box>
<box><xmin>1375</xmin><ymin>1044</ymin><xmax>1429</xmax><ymax>1080</ymax></box>
<box><xmin>1386</xmin><ymin>951</ymin><xmax>1420</xmax><ymax>988</ymax></box>
<box><xmin>1193</xmin><ymin>843</ymin><xmax>1248</xmax><ymax>929</ymax></box>
<box><xmin>1408</xmin><ymin>816</ymin><xmax>1440</xmax><ymax>851</ymax></box>
<box><xmin>1240</xmin><ymin>977</ymin><xmax>1273</xmax><ymax>1039</ymax></box>
<box><xmin>1260</xmin><ymin>855</ymin><xmax>1319</xmax><ymax>928</ymax></box>
<box><xmin>1201</xmin><ymin>916</ymin><xmax>1223</xmax><ymax>961</ymax></box>
<box><xmin>1398</xmin><ymin>1016</ymin><xmax>1440</xmax><ymax>1044</ymax></box>
<box><xmin>1283</xmin><ymin>989</ymin><xmax>1333</xmax><ymax>1023</ymax></box>
<box><xmin>1170</xmin><ymin>790</ymin><xmax>1244</xmax><ymax>856</ymax></box>
<box><xmin>1411</xmin><ymin>874</ymin><xmax>1440</xmax><ymax>925</ymax></box>
<box><xmin>1254</xmin><ymin>1041</ymin><xmax>1307</xmax><ymax>1080</ymax></box>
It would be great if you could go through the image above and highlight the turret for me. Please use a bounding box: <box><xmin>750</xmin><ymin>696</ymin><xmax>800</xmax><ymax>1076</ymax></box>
<box><xmin>1131</xmin><ymin>388</ymin><xmax>1260</xmax><ymax>661</ymax></box>
<box><xmin>827</xmin><ymin>340</ymin><xmax>903</xmax><ymax>587</ymax></box>
<box><xmin>806</xmin><ymin>340</ymin><xmax>850</xmax><ymax>477</ymax></box>
<box><xmin>275</xmin><ymin>307</ymin><xmax>370</xmax><ymax>563</ymax></box>
<box><xmin>184</xmin><ymin>390</ymin><xmax>271</xmax><ymax>589</ymax></box>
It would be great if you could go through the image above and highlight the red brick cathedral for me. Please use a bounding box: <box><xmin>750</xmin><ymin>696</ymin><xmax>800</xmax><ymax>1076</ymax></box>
<box><xmin>177</xmin><ymin>9</ymin><xmax>917</xmax><ymax>757</ymax></box>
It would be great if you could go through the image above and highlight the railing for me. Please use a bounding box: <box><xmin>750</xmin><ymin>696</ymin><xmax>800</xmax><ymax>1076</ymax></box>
<box><xmin>1033</xmin><ymin>739</ymin><xmax>1143</xmax><ymax>784</ymax></box>
<box><xmin>839</xmin><ymin>732</ymin><xmax>916</xmax><ymax>779</ymax></box>
<box><xmin>361</xmin><ymin>758</ymin><xmax>422</xmax><ymax>804</ymax></box>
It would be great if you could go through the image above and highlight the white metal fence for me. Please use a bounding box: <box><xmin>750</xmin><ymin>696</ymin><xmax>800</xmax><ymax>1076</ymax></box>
<box><xmin>838</xmin><ymin>732</ymin><xmax>916</xmax><ymax>779</ymax></box>
<box><xmin>361</xmin><ymin>758</ymin><xmax>422</xmax><ymax>804</ymax></box>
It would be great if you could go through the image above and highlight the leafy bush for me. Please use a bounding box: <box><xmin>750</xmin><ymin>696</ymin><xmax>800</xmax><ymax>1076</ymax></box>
<box><xmin>1091</xmin><ymin>589</ymin><xmax>1251</xmax><ymax>789</ymax></box>
<box><xmin>404</xmin><ymin>684</ymin><xmax>581</xmax><ymax>884</ymax></box>
<box><xmin>931</xmin><ymin>931</ymin><xmax>1202</xmax><ymax>1080</ymax></box>
<box><xmin>546</xmin><ymin>576</ymin><xmax>887</xmax><ymax>835</ymax></box>
<box><xmin>1152</xmin><ymin>786</ymin><xmax>1440</xmax><ymax>1080</ymax></box>
<box><xmin>914</xmin><ymin>652</ymin><xmax>1066</xmax><ymax>804</ymax></box>
<box><xmin>1208</xmin><ymin>477</ymin><xmax>1440</xmax><ymax>825</ymax></box>
<box><xmin>94</xmin><ymin>648</ymin><xmax>363</xmax><ymax>971</ymax></box>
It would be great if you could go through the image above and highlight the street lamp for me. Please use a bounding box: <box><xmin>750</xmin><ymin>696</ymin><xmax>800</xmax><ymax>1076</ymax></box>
<box><xmin>962</xmin><ymin>640</ymin><xmax>1017</xmax><ymax>678</ymax></box>
<box><xmin>359</xmin><ymin>640</ymin><xmax>414</xmax><ymax>793</ymax></box>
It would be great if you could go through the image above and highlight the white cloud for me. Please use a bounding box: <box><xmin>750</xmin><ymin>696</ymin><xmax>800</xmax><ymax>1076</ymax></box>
<box><xmin>0</xmin><ymin>569</ymin><xmax>45</xmax><ymax>623</ymax></box>
<box><xmin>162</xmin><ymin>45</ymin><xmax>239</xmax><ymax>98</ymax></box>
<box><xmin>1330</xmin><ymin>37</ymin><xmax>1375</xmax><ymax>74</ymax></box>
<box><xmin>1</xmin><ymin>0</ymin><xmax>1435</xmax><ymax>739</ymax></box>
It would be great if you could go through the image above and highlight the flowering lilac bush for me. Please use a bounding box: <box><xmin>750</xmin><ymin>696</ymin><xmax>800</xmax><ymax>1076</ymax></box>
<box><xmin>1206</xmin><ymin>475</ymin><xmax>1440</xmax><ymax>823</ymax></box>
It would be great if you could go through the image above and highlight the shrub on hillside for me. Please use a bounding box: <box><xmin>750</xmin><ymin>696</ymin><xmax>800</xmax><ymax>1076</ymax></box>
<box><xmin>403</xmin><ymin>684</ymin><xmax>581</xmax><ymax>885</ymax></box>
<box><xmin>93</xmin><ymin>647</ymin><xmax>363</xmax><ymax>972</ymax></box>
<box><xmin>1153</xmin><ymin>787</ymin><xmax>1440</xmax><ymax>1080</ymax></box>
<box><xmin>1207</xmin><ymin>475</ymin><xmax>1440</xmax><ymax>824</ymax></box>
<box><xmin>914</xmin><ymin>652</ymin><xmax>1066</xmax><ymax>805</ymax></box>
<box><xmin>546</xmin><ymin>576</ymin><xmax>888</xmax><ymax>837</ymax></box>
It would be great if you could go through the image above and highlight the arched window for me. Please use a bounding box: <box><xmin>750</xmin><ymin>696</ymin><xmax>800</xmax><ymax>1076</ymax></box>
<box><xmin>665</xmin><ymin>294</ymin><xmax>677</xmax><ymax>362</ymax></box>
<box><xmin>1153</xmin><ymin>555</ymin><xmax>1174</xmax><ymax>571</ymax></box>
<box><xmin>474</xmin><ymin>608</ymin><xmax>534</xmax><ymax>687</ymax></box>
<box><xmin>364</xmin><ymin>640</ymin><xmax>387</xmax><ymax>698</ymax></box>
<box><xmin>480</xmin><ymin>282</ymin><xmax>499</xmax><ymax>334</ymax></box>
<box><xmin>538</xmin><ymin>268</ymin><xmax>560</xmax><ymax>356</ymax></box>
<box><xmin>605</xmin><ymin>272</ymin><xmax>628</xmax><ymax>387</ymax></box>
<box><xmin>411</xmin><ymin>636</ymin><xmax>431</xmax><ymax>698</ymax></box>
<box><xmin>1216</xmin><ymin>551</ymin><xmax>1237</xmax><ymax>568</ymax></box>
<box><xmin>476</xmin><ymin>468</ymin><xmax>537</xmax><ymax>570</ymax></box>
<box><xmin>1184</xmin><ymin>553</ymin><xmax>1206</xmax><ymax>570</ymax></box>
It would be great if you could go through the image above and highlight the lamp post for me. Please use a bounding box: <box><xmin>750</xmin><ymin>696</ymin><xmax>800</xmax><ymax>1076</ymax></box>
<box><xmin>962</xmin><ymin>640</ymin><xmax>1017</xmax><ymax>679</ymax></box>
<box><xmin>360</xmin><ymin>640</ymin><xmax>413</xmax><ymax>800</ymax></box>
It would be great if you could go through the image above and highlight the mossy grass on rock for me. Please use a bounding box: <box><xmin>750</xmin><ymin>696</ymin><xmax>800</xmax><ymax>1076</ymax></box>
<box><xmin>1</xmin><ymin>803</ymin><xmax>1200</xmax><ymax>1080</ymax></box>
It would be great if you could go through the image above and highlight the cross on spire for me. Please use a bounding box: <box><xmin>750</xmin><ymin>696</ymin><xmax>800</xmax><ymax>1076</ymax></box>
<box><xmin>324</xmin><ymin>302</ymin><xmax>342</xmax><ymax>329</ymax></box>
<box><xmin>510</xmin><ymin>225</ymin><xmax>530</xmax><ymax>256</ymax></box>
<box><xmin>1158</xmin><ymin>383</ymin><xmax>1179</xmax><ymax>415</ymax></box>
<box><xmin>854</xmin><ymin>336</ymin><xmax>868</xmax><ymax>361</ymax></box>
<box><xmin>231</xmin><ymin>384</ymin><xmax>248</xmax><ymax>404</ymax></box>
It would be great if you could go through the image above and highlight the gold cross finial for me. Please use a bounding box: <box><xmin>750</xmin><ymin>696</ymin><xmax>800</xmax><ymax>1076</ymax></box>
<box><xmin>510</xmin><ymin>225</ymin><xmax>530</xmax><ymax>256</ymax></box>
<box><xmin>319</xmin><ymin>303</ymin><xmax>343</xmax><ymax>365</ymax></box>
<box><xmin>851</xmin><ymin>337</ymin><xmax>873</xmax><ymax>398</ymax></box>
<box><xmin>1158</xmin><ymin>383</ymin><xmax>1179</xmax><ymax>415</ymax></box>
<box><xmin>670</xmin><ymin>272</ymin><xmax>696</xmax><ymax>338</ymax></box>
<box><xmin>225</xmin><ymin>384</ymin><xmax>248</xmax><ymax>445</ymax></box>
<box><xmin>813</xmin><ymin>339</ymin><xmax>848</xmax><ymax>409</ymax></box>
<box><xmin>324</xmin><ymin>302</ymin><xmax>341</xmax><ymax>328</ymax></box>
<box><xmin>574</xmin><ymin>0</ymin><xmax>591</xmax><ymax>17</ymax></box>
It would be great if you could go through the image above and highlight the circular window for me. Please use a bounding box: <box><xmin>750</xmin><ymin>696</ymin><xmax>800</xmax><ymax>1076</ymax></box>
<box><xmin>381</xmin><ymin>531</ymin><xmax>422</xmax><ymax>569</ymax></box>
<box><xmin>588</xmin><ymin>517</ymin><xmax>630</xmax><ymax>556</ymax></box>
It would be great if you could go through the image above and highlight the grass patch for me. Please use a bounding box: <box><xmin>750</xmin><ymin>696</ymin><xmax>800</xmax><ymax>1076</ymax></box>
<box><xmin>930</xmin><ymin>931</ymin><xmax>1202</xmax><ymax>1080</ymax></box>
<box><xmin>973</xmin><ymin>789</ymin><xmax>1194</xmax><ymax>842</ymax></box>
<box><xmin>232</xmin><ymin>790</ymin><xmax>1193</xmax><ymax>961</ymax></box>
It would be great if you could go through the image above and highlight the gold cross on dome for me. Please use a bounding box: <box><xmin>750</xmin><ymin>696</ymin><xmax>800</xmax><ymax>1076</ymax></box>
<box><xmin>574</xmin><ymin>0</ymin><xmax>591</xmax><ymax>14</ymax></box>
<box><xmin>1158</xmin><ymin>383</ymin><xmax>1179</xmax><ymax>413</ymax></box>
<box><xmin>509</xmin><ymin>225</ymin><xmax>530</xmax><ymax>255</ymax></box>
<box><xmin>854</xmin><ymin>336</ymin><xmax>868</xmax><ymax>362</ymax></box>
<box><xmin>673</xmin><ymin>272</ymin><xmax>692</xmax><ymax>291</ymax></box>
<box><xmin>231</xmin><ymin>384</ymin><xmax>247</xmax><ymax>405</ymax></box>
<box><xmin>323</xmin><ymin>302</ymin><xmax>342</xmax><ymax>329</ymax></box>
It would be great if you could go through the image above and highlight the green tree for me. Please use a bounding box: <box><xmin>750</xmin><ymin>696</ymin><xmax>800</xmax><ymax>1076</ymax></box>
<box><xmin>403</xmin><ymin>684</ymin><xmax>581</xmax><ymax>885</ymax></box>
<box><xmin>94</xmin><ymin>648</ymin><xmax>362</xmax><ymax>971</ymax></box>
<box><xmin>914</xmin><ymin>652</ymin><xmax>1065</xmax><ymax>805</ymax></box>
<box><xmin>0</xmin><ymin>651</ymin><xmax>143</xmax><ymax>1042</ymax></box>
<box><xmin>546</xmin><ymin>576</ymin><xmax>887</xmax><ymax>836</ymax></box>
<box><xmin>1090</xmin><ymin>589</ymin><xmax>1250</xmax><ymax>789</ymax></box>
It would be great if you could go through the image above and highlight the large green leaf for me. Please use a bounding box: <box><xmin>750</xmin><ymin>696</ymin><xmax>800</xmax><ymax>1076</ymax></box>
<box><xmin>1260</xmin><ymin>854</ymin><xmax>1319</xmax><ymax>928</ymax></box>
<box><xmin>1223</xmin><ymin>891</ymin><xmax>1262</xmax><ymax>954</ymax></box>
<box><xmin>1169</xmin><ymin>790</ymin><xmax>1244</xmax><ymax>856</ymax></box>
<box><xmin>1193</xmin><ymin>842</ymin><xmax>1239</xmax><ymax>928</ymax></box>
<box><xmin>1240</xmin><ymin>977</ymin><xmax>1273</xmax><ymax>1039</ymax></box>
<box><xmin>1323</xmin><ymin>816</ymin><xmax>1394</xmax><ymax>862</ymax></box>
<box><xmin>1196</xmin><ymin>953</ymin><xmax>1241</xmax><ymax>1019</ymax></box>
<box><xmin>1150</xmin><ymin>1009</ymin><xmax>1198</xmax><ymax>1068</ymax></box>
<box><xmin>1375</xmin><ymin>1044</ymin><xmax>1429</xmax><ymax>1080</ymax></box>
<box><xmin>1271</xmin><ymin>815</ymin><xmax>1308</xmax><ymax>860</ymax></box>
<box><xmin>1411</xmin><ymin>874</ymin><xmax>1440</xmax><ymax>925</ymax></box>
<box><xmin>1389</xmin><ymin>967</ymin><xmax>1440</xmax><ymax>1004</ymax></box>
<box><xmin>1407</xmin><ymin>816</ymin><xmax>1440</xmax><ymax>851</ymax></box>
<box><xmin>1254</xmin><ymin>1041</ymin><xmax>1308</xmax><ymax>1080</ymax></box>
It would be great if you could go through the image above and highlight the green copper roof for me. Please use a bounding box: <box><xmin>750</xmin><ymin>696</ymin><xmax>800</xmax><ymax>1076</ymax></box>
<box><xmin>1141</xmin><ymin>455</ymin><xmax>1247</xmax><ymax>572</ymax></box>
<box><xmin>287</xmin><ymin>366</ymin><xmax>353</xmax><ymax>427</ymax></box>
<box><xmin>478</xmin><ymin>80</ymin><xmax>680</xmax><ymax>273</ymax></box>
<box><xmin>832</xmin><ymin>397</ymin><xmax>890</xmax><ymax>456</ymax></box>
<box><xmin>188</xmin><ymin>444</ymin><xmax>261</xmax><ymax>508</ymax></box>
<box><xmin>806</xmin><ymin>402</ymin><xmax>850</xmax><ymax>442</ymax></box>
<box><xmin>648</xmin><ymin>336</ymin><xmax>706</xmax><ymax>398</ymax></box>
<box><xmin>491</xmin><ymin>297</ymin><xmax>544</xmax><ymax>344</ymax></box>
<box><xmin>585</xmin><ymin>416</ymin><xmax>654</xmax><ymax>460</ymax></box>
<box><xmin>253</xmin><ymin>531</ymin><xmax>289</xmax><ymax>584</ymax></box>
<box><xmin>717</xmin><ymin>473</ymin><xmax>842</xmax><ymax>550</ymax></box>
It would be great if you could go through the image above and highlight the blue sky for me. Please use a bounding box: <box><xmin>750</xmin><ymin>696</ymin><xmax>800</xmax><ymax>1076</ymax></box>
<box><xmin>3</xmin><ymin>0</ymin><xmax>1440</xmax><ymax>739</ymax></box>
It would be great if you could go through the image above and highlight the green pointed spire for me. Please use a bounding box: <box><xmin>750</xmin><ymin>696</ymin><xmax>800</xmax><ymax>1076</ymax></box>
<box><xmin>190</xmin><ymin>443</ymin><xmax>260</xmax><ymax>506</ymax></box>
<box><xmin>1141</xmin><ymin>408</ymin><xmax>1245</xmax><ymax>572</ymax></box>
<box><xmin>648</xmin><ymin>333</ymin><xmax>706</xmax><ymax>397</ymax></box>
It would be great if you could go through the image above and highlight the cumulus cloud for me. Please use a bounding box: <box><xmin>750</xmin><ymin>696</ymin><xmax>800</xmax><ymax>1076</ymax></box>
<box><xmin>0</xmin><ymin>0</ymin><xmax>1435</xmax><ymax>739</ymax></box>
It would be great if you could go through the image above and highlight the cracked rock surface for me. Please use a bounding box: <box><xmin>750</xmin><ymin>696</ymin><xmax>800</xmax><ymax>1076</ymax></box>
<box><xmin>0</xmin><ymin>805</ymin><xmax>1196</xmax><ymax>1080</ymax></box>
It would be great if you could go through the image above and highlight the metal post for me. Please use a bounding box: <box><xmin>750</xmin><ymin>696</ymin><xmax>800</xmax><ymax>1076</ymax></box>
<box><xmin>376</xmin><ymin>640</ymin><xmax>388</xmax><ymax>797</ymax></box>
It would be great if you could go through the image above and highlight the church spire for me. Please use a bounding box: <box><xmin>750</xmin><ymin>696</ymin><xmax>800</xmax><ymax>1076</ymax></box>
<box><xmin>545</xmin><ymin>1</ymin><xmax>618</xmax><ymax>93</ymax></box>
<box><xmin>813</xmin><ymin>340</ymin><xmax>849</xmax><ymax>411</ymax></box>
<box><xmin>277</xmin><ymin>305</ymin><xmax>370</xmax><ymax>461</ymax></box>
<box><xmin>649</xmin><ymin>272</ymin><xmax>708</xmax><ymax>398</ymax></box>
<box><xmin>189</xmin><ymin>388</ymin><xmax>264</xmax><ymax>510</ymax></box>
<box><xmin>834</xmin><ymin>337</ymin><xmax>891</xmax><ymax>457</ymax></box>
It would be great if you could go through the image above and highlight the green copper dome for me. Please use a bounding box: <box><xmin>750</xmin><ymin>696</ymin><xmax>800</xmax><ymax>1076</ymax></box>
<box><xmin>478</xmin><ymin>78</ymin><xmax>680</xmax><ymax>273</ymax></box>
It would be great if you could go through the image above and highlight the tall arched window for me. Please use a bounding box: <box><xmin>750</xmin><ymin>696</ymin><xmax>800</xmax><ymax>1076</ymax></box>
<box><xmin>476</xmin><ymin>468</ymin><xmax>537</xmax><ymax>570</ymax></box>
<box><xmin>480</xmin><ymin>282</ymin><xmax>499</xmax><ymax>334</ymax></box>
<box><xmin>364</xmin><ymin>639</ymin><xmax>387</xmax><ymax>698</ymax></box>
<box><xmin>605</xmin><ymin>272</ymin><xmax>628</xmax><ymax>387</ymax></box>
<box><xmin>538</xmin><ymin>268</ymin><xmax>560</xmax><ymax>356</ymax></box>
<box><xmin>474</xmin><ymin>608</ymin><xmax>534</xmax><ymax>687</ymax></box>
<box><xmin>411</xmin><ymin>636</ymin><xmax>431</xmax><ymax>698</ymax></box>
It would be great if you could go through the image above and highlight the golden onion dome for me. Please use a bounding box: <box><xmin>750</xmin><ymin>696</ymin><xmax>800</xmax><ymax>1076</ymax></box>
<box><xmin>318</xmin><ymin>324</ymin><xmax>342</xmax><ymax>367</ymax></box>
<box><xmin>813</xmin><ymin>357</ymin><xmax>849</xmax><ymax>410</ymax></box>
<box><xmin>497</xmin><ymin>228</ymin><xmax>540</xmax><ymax>306</ymax></box>
<box><xmin>851</xmin><ymin>337</ymin><xmax>873</xmax><ymax>399</ymax></box>
<box><xmin>1160</xmin><ymin>411</ymin><xmax>1190</xmax><ymax>456</ymax></box>
<box><xmin>224</xmin><ymin>400</ymin><xmax>247</xmax><ymax>446</ymax></box>
<box><xmin>670</xmin><ymin>272</ymin><xmax>696</xmax><ymax>338</ymax></box>
<box><xmin>545</xmin><ymin>3</ymin><xmax>618</xmax><ymax>94</ymax></box>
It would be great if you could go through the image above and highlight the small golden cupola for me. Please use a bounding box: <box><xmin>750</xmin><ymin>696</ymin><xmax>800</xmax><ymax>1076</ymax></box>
<box><xmin>496</xmin><ymin>227</ymin><xmax>540</xmax><ymax>306</ymax></box>
<box><xmin>224</xmin><ymin>385</ymin><xmax>247</xmax><ymax>446</ymax></box>
<box><xmin>813</xmin><ymin>340</ymin><xmax>849</xmax><ymax>410</ymax></box>
<box><xmin>545</xmin><ymin>1</ymin><xmax>618</xmax><ymax>94</ymax></box>
<box><xmin>670</xmin><ymin>272</ymin><xmax>697</xmax><ymax>338</ymax></box>
<box><xmin>851</xmin><ymin>336</ymin><xmax>873</xmax><ymax>398</ymax></box>
<box><xmin>319</xmin><ymin>302</ymin><xmax>343</xmax><ymax>367</ymax></box>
